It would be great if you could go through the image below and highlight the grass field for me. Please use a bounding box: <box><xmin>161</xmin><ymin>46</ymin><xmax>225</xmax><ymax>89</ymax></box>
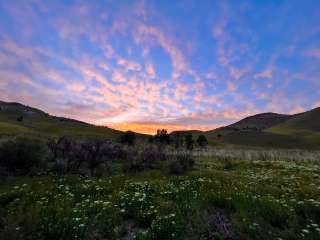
<box><xmin>1</xmin><ymin>150</ymin><xmax>319</xmax><ymax>240</ymax></box>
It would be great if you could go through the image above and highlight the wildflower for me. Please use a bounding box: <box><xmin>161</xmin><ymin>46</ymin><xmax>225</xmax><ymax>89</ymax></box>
<box><xmin>302</xmin><ymin>229</ymin><xmax>309</xmax><ymax>234</ymax></box>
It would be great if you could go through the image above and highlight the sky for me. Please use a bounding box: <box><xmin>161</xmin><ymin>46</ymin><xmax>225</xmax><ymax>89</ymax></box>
<box><xmin>0</xmin><ymin>0</ymin><xmax>319</xmax><ymax>134</ymax></box>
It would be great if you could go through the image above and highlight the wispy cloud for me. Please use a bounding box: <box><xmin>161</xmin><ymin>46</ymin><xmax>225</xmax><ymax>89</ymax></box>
<box><xmin>0</xmin><ymin>0</ymin><xmax>319</xmax><ymax>134</ymax></box>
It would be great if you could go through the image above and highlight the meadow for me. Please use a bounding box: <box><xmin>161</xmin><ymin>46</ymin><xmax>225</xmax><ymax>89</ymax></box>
<box><xmin>1</xmin><ymin>148</ymin><xmax>319</xmax><ymax>240</ymax></box>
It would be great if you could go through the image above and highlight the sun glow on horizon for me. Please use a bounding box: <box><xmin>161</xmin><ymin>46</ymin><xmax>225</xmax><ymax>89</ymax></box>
<box><xmin>107</xmin><ymin>122</ymin><xmax>215</xmax><ymax>135</ymax></box>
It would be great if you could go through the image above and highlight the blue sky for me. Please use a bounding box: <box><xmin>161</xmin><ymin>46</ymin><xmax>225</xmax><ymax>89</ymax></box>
<box><xmin>0</xmin><ymin>0</ymin><xmax>319</xmax><ymax>133</ymax></box>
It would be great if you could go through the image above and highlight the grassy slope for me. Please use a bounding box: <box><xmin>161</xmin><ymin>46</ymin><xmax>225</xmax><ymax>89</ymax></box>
<box><xmin>216</xmin><ymin>131</ymin><xmax>313</xmax><ymax>149</ymax></box>
<box><xmin>173</xmin><ymin>108</ymin><xmax>320</xmax><ymax>149</ymax></box>
<box><xmin>266</xmin><ymin>108</ymin><xmax>320</xmax><ymax>145</ymax></box>
<box><xmin>0</xmin><ymin>101</ymin><xmax>125</xmax><ymax>140</ymax></box>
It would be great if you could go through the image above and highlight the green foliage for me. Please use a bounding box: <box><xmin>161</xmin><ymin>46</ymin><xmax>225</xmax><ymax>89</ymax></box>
<box><xmin>0</xmin><ymin>150</ymin><xmax>320</xmax><ymax>239</ymax></box>
<box><xmin>122</xmin><ymin>146</ymin><xmax>195</xmax><ymax>175</ymax></box>
<box><xmin>0</xmin><ymin>138</ymin><xmax>47</xmax><ymax>175</ymax></box>
<box><xmin>154</xmin><ymin>129</ymin><xmax>170</xmax><ymax>145</ymax></box>
<box><xmin>197</xmin><ymin>135</ymin><xmax>208</xmax><ymax>148</ymax></box>
<box><xmin>120</xmin><ymin>131</ymin><xmax>136</xmax><ymax>146</ymax></box>
<box><xmin>168</xmin><ymin>153</ymin><xmax>195</xmax><ymax>174</ymax></box>
<box><xmin>16</xmin><ymin>116</ymin><xmax>23</xmax><ymax>122</ymax></box>
<box><xmin>48</xmin><ymin>137</ymin><xmax>125</xmax><ymax>176</ymax></box>
<box><xmin>184</xmin><ymin>134</ymin><xmax>194</xmax><ymax>150</ymax></box>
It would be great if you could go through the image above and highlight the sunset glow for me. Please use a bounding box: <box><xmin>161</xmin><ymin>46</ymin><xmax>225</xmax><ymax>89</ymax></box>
<box><xmin>0</xmin><ymin>1</ymin><xmax>319</xmax><ymax>134</ymax></box>
<box><xmin>108</xmin><ymin>122</ymin><xmax>214</xmax><ymax>135</ymax></box>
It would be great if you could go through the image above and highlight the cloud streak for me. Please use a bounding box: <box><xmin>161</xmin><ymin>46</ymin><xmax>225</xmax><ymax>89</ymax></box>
<box><xmin>0</xmin><ymin>0</ymin><xmax>319</xmax><ymax>134</ymax></box>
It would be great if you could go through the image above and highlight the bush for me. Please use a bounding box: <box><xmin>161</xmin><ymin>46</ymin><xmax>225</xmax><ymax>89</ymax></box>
<box><xmin>168</xmin><ymin>153</ymin><xmax>195</xmax><ymax>174</ymax></box>
<box><xmin>123</xmin><ymin>146</ymin><xmax>194</xmax><ymax>174</ymax></box>
<box><xmin>16</xmin><ymin>116</ymin><xmax>23</xmax><ymax>122</ymax></box>
<box><xmin>0</xmin><ymin>138</ymin><xmax>46</xmax><ymax>175</ymax></box>
<box><xmin>185</xmin><ymin>134</ymin><xmax>194</xmax><ymax>151</ymax></box>
<box><xmin>120</xmin><ymin>131</ymin><xmax>136</xmax><ymax>146</ymax></box>
<box><xmin>197</xmin><ymin>135</ymin><xmax>208</xmax><ymax>148</ymax></box>
<box><xmin>48</xmin><ymin>138</ymin><xmax>125</xmax><ymax>176</ymax></box>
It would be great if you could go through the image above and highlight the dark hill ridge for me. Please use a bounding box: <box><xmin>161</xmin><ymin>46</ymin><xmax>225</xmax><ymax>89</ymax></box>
<box><xmin>0</xmin><ymin>100</ymin><xmax>125</xmax><ymax>140</ymax></box>
<box><xmin>171</xmin><ymin>107</ymin><xmax>320</xmax><ymax>149</ymax></box>
<box><xmin>228</xmin><ymin>112</ymin><xmax>291</xmax><ymax>131</ymax></box>
<box><xmin>0</xmin><ymin>101</ymin><xmax>90</xmax><ymax>126</ymax></box>
<box><xmin>0</xmin><ymin>100</ymin><xmax>319</xmax><ymax>148</ymax></box>
<box><xmin>0</xmin><ymin>100</ymin><xmax>47</xmax><ymax>116</ymax></box>
<box><xmin>281</xmin><ymin>107</ymin><xmax>320</xmax><ymax>132</ymax></box>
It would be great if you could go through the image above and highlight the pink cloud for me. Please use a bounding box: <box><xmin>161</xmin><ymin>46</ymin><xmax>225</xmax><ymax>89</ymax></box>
<box><xmin>117</xmin><ymin>58</ymin><xmax>142</xmax><ymax>71</ymax></box>
<box><xmin>145</xmin><ymin>62</ymin><xmax>156</xmax><ymax>78</ymax></box>
<box><xmin>229</xmin><ymin>66</ymin><xmax>249</xmax><ymax>80</ymax></box>
<box><xmin>254</xmin><ymin>69</ymin><xmax>273</xmax><ymax>79</ymax></box>
<box><xmin>227</xmin><ymin>81</ymin><xmax>237</xmax><ymax>92</ymax></box>
<box><xmin>305</xmin><ymin>48</ymin><xmax>320</xmax><ymax>59</ymax></box>
<box><xmin>134</xmin><ymin>24</ymin><xmax>191</xmax><ymax>79</ymax></box>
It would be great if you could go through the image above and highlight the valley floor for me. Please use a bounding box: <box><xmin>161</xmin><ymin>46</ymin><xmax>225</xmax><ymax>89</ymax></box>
<box><xmin>0</xmin><ymin>152</ymin><xmax>320</xmax><ymax>240</ymax></box>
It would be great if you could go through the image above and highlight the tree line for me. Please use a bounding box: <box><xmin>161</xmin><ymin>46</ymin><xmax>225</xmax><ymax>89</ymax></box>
<box><xmin>121</xmin><ymin>129</ymin><xmax>208</xmax><ymax>150</ymax></box>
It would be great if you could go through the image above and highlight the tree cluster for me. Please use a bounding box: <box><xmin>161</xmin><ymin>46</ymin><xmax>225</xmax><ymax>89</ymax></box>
<box><xmin>150</xmin><ymin>129</ymin><xmax>208</xmax><ymax>150</ymax></box>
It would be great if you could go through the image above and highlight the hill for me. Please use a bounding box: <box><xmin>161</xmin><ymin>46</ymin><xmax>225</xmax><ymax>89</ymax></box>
<box><xmin>1</xmin><ymin>100</ymin><xmax>319</xmax><ymax>148</ymax></box>
<box><xmin>0</xmin><ymin>101</ymin><xmax>126</xmax><ymax>140</ymax></box>
<box><xmin>266</xmin><ymin>107</ymin><xmax>320</xmax><ymax>145</ymax></box>
<box><xmin>172</xmin><ymin>108</ymin><xmax>320</xmax><ymax>149</ymax></box>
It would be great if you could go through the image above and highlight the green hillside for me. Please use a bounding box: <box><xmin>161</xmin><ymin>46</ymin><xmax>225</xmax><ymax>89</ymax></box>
<box><xmin>266</xmin><ymin>107</ymin><xmax>320</xmax><ymax>145</ymax></box>
<box><xmin>0</xmin><ymin>101</ymin><xmax>124</xmax><ymax>140</ymax></box>
<box><xmin>171</xmin><ymin>108</ymin><xmax>320</xmax><ymax>149</ymax></box>
<box><xmin>211</xmin><ymin>108</ymin><xmax>320</xmax><ymax>148</ymax></box>
<box><xmin>1</xmin><ymin>100</ymin><xmax>319</xmax><ymax>148</ymax></box>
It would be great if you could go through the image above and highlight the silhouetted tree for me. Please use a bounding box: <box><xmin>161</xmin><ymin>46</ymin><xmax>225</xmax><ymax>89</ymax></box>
<box><xmin>120</xmin><ymin>131</ymin><xmax>136</xmax><ymax>145</ymax></box>
<box><xmin>185</xmin><ymin>134</ymin><xmax>194</xmax><ymax>151</ymax></box>
<box><xmin>197</xmin><ymin>135</ymin><xmax>208</xmax><ymax>148</ymax></box>
<box><xmin>154</xmin><ymin>129</ymin><xmax>170</xmax><ymax>144</ymax></box>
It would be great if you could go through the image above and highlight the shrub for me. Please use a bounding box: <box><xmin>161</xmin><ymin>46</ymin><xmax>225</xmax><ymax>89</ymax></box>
<box><xmin>185</xmin><ymin>134</ymin><xmax>194</xmax><ymax>151</ymax></box>
<box><xmin>16</xmin><ymin>116</ymin><xmax>23</xmax><ymax>122</ymax></box>
<box><xmin>168</xmin><ymin>153</ymin><xmax>195</xmax><ymax>174</ymax></box>
<box><xmin>48</xmin><ymin>137</ymin><xmax>81</xmax><ymax>174</ymax></box>
<box><xmin>172</xmin><ymin>133</ymin><xmax>184</xmax><ymax>149</ymax></box>
<box><xmin>197</xmin><ymin>135</ymin><xmax>208</xmax><ymax>148</ymax></box>
<box><xmin>123</xmin><ymin>146</ymin><xmax>194</xmax><ymax>174</ymax></box>
<box><xmin>48</xmin><ymin>138</ymin><xmax>125</xmax><ymax>176</ymax></box>
<box><xmin>120</xmin><ymin>131</ymin><xmax>136</xmax><ymax>146</ymax></box>
<box><xmin>0</xmin><ymin>138</ymin><xmax>46</xmax><ymax>175</ymax></box>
